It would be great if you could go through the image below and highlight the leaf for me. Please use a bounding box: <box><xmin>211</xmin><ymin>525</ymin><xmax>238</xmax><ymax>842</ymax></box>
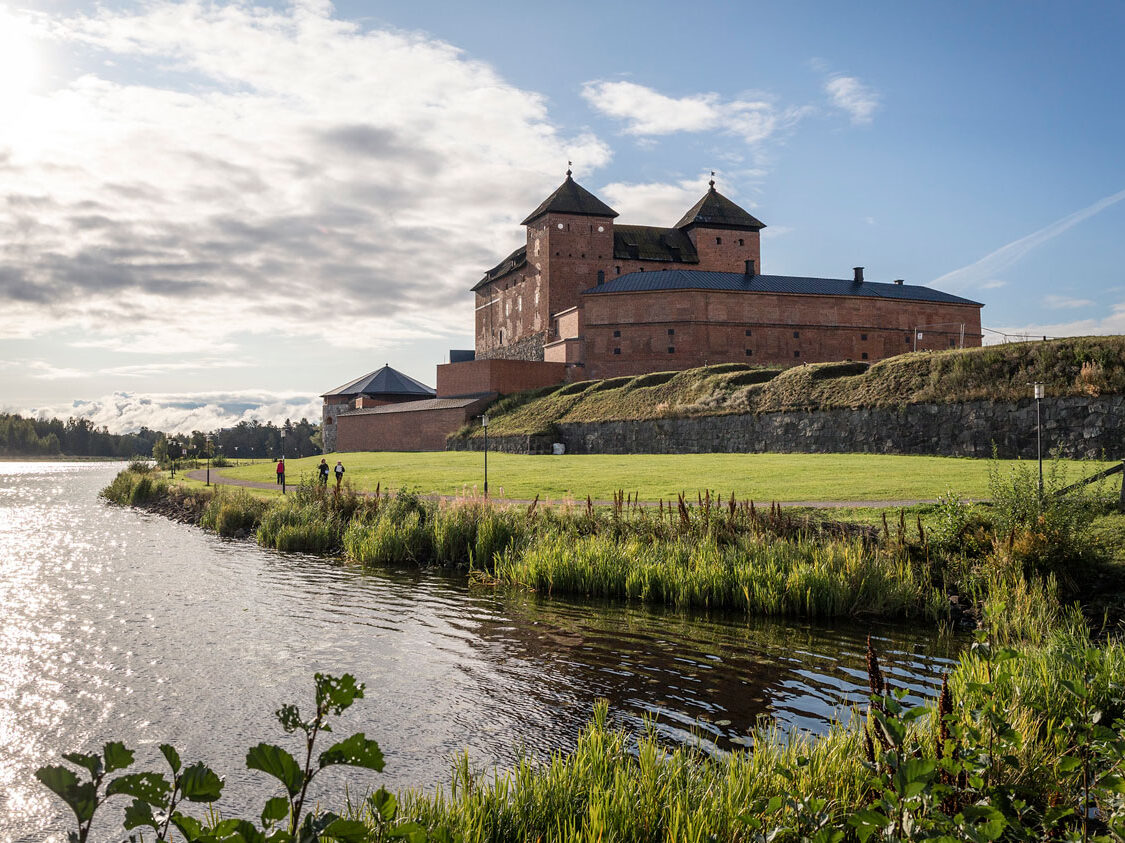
<box><xmin>1056</xmin><ymin>756</ymin><xmax>1082</xmax><ymax>773</ymax></box>
<box><xmin>161</xmin><ymin>743</ymin><xmax>182</xmax><ymax>774</ymax></box>
<box><xmin>171</xmin><ymin>812</ymin><xmax>207</xmax><ymax>842</ymax></box>
<box><xmin>318</xmin><ymin>733</ymin><xmax>385</xmax><ymax>772</ymax></box>
<box><xmin>35</xmin><ymin>765</ymin><xmax>98</xmax><ymax>824</ymax></box>
<box><xmin>368</xmin><ymin>787</ymin><xmax>397</xmax><ymax>822</ymax></box>
<box><xmin>122</xmin><ymin>798</ymin><xmax>158</xmax><ymax>831</ymax></box>
<box><xmin>180</xmin><ymin>762</ymin><xmax>224</xmax><ymax>803</ymax></box>
<box><xmin>387</xmin><ymin>822</ymin><xmax>428</xmax><ymax>843</ymax></box>
<box><xmin>247</xmin><ymin>744</ymin><xmax>304</xmax><ymax>797</ymax></box>
<box><xmin>108</xmin><ymin>772</ymin><xmax>171</xmax><ymax>805</ymax></box>
<box><xmin>207</xmin><ymin>818</ymin><xmax>267</xmax><ymax>843</ymax></box>
<box><xmin>103</xmin><ymin>741</ymin><xmax>135</xmax><ymax>773</ymax></box>
<box><xmin>319</xmin><ymin>818</ymin><xmax>371</xmax><ymax>843</ymax></box>
<box><xmin>276</xmin><ymin>704</ymin><xmax>305</xmax><ymax>735</ymax></box>
<box><xmin>62</xmin><ymin>752</ymin><xmax>102</xmax><ymax>778</ymax></box>
<box><xmin>314</xmin><ymin>674</ymin><xmax>365</xmax><ymax>716</ymax></box>
<box><xmin>262</xmin><ymin>795</ymin><xmax>290</xmax><ymax>827</ymax></box>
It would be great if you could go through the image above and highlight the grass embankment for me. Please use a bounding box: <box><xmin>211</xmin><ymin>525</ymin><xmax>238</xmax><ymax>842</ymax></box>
<box><xmin>212</xmin><ymin>451</ymin><xmax>1115</xmax><ymax>502</ymax></box>
<box><xmin>450</xmin><ymin>334</ymin><xmax>1125</xmax><ymax>438</ymax></box>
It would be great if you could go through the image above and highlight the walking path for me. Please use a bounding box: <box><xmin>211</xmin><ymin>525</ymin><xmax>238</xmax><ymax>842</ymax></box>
<box><xmin>183</xmin><ymin>466</ymin><xmax>944</xmax><ymax>509</ymax></box>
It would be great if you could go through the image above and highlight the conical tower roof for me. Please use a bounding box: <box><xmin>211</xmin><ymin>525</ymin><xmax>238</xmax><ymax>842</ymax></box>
<box><xmin>675</xmin><ymin>182</ymin><xmax>765</xmax><ymax>231</ymax></box>
<box><xmin>322</xmin><ymin>364</ymin><xmax>436</xmax><ymax>398</ymax></box>
<box><xmin>521</xmin><ymin>171</ymin><xmax>618</xmax><ymax>225</ymax></box>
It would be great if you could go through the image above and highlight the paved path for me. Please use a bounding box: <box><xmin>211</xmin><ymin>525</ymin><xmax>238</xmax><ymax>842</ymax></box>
<box><xmin>183</xmin><ymin>466</ymin><xmax>946</xmax><ymax>509</ymax></box>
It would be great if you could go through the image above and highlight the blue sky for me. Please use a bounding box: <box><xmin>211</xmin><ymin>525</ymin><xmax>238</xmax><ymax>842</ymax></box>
<box><xmin>1</xmin><ymin>0</ymin><xmax>1122</xmax><ymax>433</ymax></box>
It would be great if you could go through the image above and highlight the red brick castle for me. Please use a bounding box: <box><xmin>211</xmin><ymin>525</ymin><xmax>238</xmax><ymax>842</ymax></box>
<box><xmin>323</xmin><ymin>172</ymin><xmax>983</xmax><ymax>451</ymax></box>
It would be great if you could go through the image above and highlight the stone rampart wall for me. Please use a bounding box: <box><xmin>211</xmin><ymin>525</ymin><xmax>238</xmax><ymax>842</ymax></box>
<box><xmin>447</xmin><ymin>396</ymin><xmax>1123</xmax><ymax>459</ymax></box>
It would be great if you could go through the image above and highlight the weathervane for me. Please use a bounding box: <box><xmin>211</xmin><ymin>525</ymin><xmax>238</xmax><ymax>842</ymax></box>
<box><xmin>566</xmin><ymin>160</ymin><xmax>573</xmax><ymax>177</ymax></box>
<box><xmin>709</xmin><ymin>170</ymin><xmax>716</xmax><ymax>189</ymax></box>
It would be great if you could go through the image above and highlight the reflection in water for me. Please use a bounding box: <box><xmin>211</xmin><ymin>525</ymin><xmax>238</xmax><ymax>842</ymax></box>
<box><xmin>0</xmin><ymin>463</ymin><xmax>961</xmax><ymax>842</ymax></box>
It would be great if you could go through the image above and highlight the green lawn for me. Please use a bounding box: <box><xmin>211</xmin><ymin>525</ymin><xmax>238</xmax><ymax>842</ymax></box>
<box><xmin>214</xmin><ymin>452</ymin><xmax>1117</xmax><ymax>503</ymax></box>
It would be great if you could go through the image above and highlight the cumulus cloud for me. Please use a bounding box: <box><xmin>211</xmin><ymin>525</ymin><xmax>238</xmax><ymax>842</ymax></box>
<box><xmin>824</xmin><ymin>75</ymin><xmax>879</xmax><ymax>124</ymax></box>
<box><xmin>598</xmin><ymin>171</ymin><xmax>764</xmax><ymax>227</ymax></box>
<box><xmin>0</xmin><ymin>1</ymin><xmax>611</xmax><ymax>353</ymax></box>
<box><xmin>582</xmin><ymin>80</ymin><xmax>808</xmax><ymax>145</ymax></box>
<box><xmin>18</xmin><ymin>390</ymin><xmax>323</xmax><ymax>435</ymax></box>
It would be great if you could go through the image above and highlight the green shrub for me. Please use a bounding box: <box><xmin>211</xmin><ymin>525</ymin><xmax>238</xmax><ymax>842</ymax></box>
<box><xmin>345</xmin><ymin>510</ymin><xmax>431</xmax><ymax>564</ymax></box>
<box><xmin>256</xmin><ymin>500</ymin><xmax>343</xmax><ymax>554</ymax></box>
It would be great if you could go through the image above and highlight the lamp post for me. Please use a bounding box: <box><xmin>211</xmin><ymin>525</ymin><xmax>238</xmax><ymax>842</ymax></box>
<box><xmin>205</xmin><ymin>434</ymin><xmax>213</xmax><ymax>486</ymax></box>
<box><xmin>1033</xmin><ymin>382</ymin><xmax>1045</xmax><ymax>495</ymax></box>
<box><xmin>481</xmin><ymin>414</ymin><xmax>489</xmax><ymax>498</ymax></box>
<box><xmin>234</xmin><ymin>445</ymin><xmax>238</xmax><ymax>465</ymax></box>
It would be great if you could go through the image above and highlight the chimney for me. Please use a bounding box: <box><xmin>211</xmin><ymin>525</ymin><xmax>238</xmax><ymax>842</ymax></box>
<box><xmin>596</xmin><ymin>269</ymin><xmax>605</xmax><ymax>286</ymax></box>
<box><xmin>894</xmin><ymin>278</ymin><xmax>904</xmax><ymax>286</ymax></box>
<box><xmin>853</xmin><ymin>267</ymin><xmax>864</xmax><ymax>283</ymax></box>
<box><xmin>744</xmin><ymin>259</ymin><xmax>756</xmax><ymax>276</ymax></box>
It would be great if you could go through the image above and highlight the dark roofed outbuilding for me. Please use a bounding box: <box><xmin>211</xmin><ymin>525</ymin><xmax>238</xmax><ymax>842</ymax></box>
<box><xmin>322</xmin><ymin>364</ymin><xmax>436</xmax><ymax>399</ymax></box>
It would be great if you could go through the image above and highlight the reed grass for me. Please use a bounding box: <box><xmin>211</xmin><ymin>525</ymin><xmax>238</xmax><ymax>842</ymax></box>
<box><xmin>373</xmin><ymin>622</ymin><xmax>1125</xmax><ymax>842</ymax></box>
<box><xmin>199</xmin><ymin>488</ymin><xmax>268</xmax><ymax>537</ymax></box>
<box><xmin>497</xmin><ymin>532</ymin><xmax>945</xmax><ymax>619</ymax></box>
<box><xmin>255</xmin><ymin>498</ymin><xmax>343</xmax><ymax>554</ymax></box>
<box><xmin>100</xmin><ymin>468</ymin><xmax>169</xmax><ymax>506</ymax></box>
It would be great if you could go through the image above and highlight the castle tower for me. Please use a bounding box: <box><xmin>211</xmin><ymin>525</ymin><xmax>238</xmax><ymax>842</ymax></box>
<box><xmin>675</xmin><ymin>179</ymin><xmax>765</xmax><ymax>273</ymax></box>
<box><xmin>522</xmin><ymin>170</ymin><xmax>618</xmax><ymax>326</ymax></box>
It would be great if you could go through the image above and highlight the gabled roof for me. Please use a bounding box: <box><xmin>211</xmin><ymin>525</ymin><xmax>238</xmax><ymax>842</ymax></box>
<box><xmin>584</xmin><ymin>269</ymin><xmax>983</xmax><ymax>306</ymax></box>
<box><xmin>322</xmin><ymin>364</ymin><xmax>437</xmax><ymax>398</ymax></box>
<box><xmin>521</xmin><ymin>172</ymin><xmax>618</xmax><ymax>225</ymax></box>
<box><xmin>613</xmin><ymin>225</ymin><xmax>699</xmax><ymax>263</ymax></box>
<box><xmin>471</xmin><ymin>244</ymin><xmax>527</xmax><ymax>292</ymax></box>
<box><xmin>675</xmin><ymin>184</ymin><xmax>765</xmax><ymax>231</ymax></box>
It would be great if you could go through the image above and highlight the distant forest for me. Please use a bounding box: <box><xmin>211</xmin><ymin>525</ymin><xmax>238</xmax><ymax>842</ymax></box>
<box><xmin>0</xmin><ymin>414</ymin><xmax>163</xmax><ymax>458</ymax></box>
<box><xmin>0</xmin><ymin>413</ymin><xmax>321</xmax><ymax>459</ymax></box>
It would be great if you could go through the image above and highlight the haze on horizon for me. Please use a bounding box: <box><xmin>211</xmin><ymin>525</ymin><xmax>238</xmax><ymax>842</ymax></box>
<box><xmin>2</xmin><ymin>0</ymin><xmax>1123</xmax><ymax>435</ymax></box>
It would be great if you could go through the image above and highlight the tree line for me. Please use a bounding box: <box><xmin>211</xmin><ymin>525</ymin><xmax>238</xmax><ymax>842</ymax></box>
<box><xmin>1</xmin><ymin>413</ymin><xmax>320</xmax><ymax>459</ymax></box>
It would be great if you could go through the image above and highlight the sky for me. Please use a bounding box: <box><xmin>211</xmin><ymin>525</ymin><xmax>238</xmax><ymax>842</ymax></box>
<box><xmin>1</xmin><ymin>0</ymin><xmax>1123</xmax><ymax>434</ymax></box>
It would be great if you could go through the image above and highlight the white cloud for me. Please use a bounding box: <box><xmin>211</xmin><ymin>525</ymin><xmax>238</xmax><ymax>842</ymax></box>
<box><xmin>824</xmin><ymin>75</ymin><xmax>879</xmax><ymax>125</ymax></box>
<box><xmin>987</xmin><ymin>301</ymin><xmax>1125</xmax><ymax>343</ymax></box>
<box><xmin>599</xmin><ymin>171</ymin><xmax>765</xmax><ymax>227</ymax></box>
<box><xmin>16</xmin><ymin>390</ymin><xmax>323</xmax><ymax>435</ymax></box>
<box><xmin>582</xmin><ymin>80</ymin><xmax>808</xmax><ymax>145</ymax></box>
<box><xmin>0</xmin><ymin>2</ymin><xmax>611</xmax><ymax>353</ymax></box>
<box><xmin>930</xmin><ymin>187</ymin><xmax>1125</xmax><ymax>292</ymax></box>
<box><xmin>1043</xmin><ymin>294</ymin><xmax>1095</xmax><ymax>309</ymax></box>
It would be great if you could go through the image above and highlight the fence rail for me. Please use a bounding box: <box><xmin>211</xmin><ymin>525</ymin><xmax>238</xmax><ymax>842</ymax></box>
<box><xmin>1055</xmin><ymin>460</ymin><xmax>1125</xmax><ymax>511</ymax></box>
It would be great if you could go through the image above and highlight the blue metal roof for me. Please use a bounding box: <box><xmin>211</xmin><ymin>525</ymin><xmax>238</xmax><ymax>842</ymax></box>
<box><xmin>585</xmin><ymin>270</ymin><xmax>982</xmax><ymax>306</ymax></box>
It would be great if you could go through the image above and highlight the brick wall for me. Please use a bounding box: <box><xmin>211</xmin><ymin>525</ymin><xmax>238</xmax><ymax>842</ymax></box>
<box><xmin>336</xmin><ymin>399</ymin><xmax>491</xmax><ymax>451</ymax></box>
<box><xmin>437</xmin><ymin>358</ymin><xmax>565</xmax><ymax>397</ymax></box>
<box><xmin>683</xmin><ymin>226</ymin><xmax>761</xmax><ymax>273</ymax></box>
<box><xmin>581</xmin><ymin>288</ymin><xmax>982</xmax><ymax>379</ymax></box>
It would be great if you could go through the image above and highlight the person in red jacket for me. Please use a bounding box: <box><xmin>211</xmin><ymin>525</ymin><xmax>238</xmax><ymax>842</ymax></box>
<box><xmin>276</xmin><ymin>458</ymin><xmax>284</xmax><ymax>486</ymax></box>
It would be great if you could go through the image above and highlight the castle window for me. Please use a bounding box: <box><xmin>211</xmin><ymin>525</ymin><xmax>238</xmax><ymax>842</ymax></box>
<box><xmin>860</xmin><ymin>333</ymin><xmax>867</xmax><ymax>341</ymax></box>
<box><xmin>738</xmin><ymin>238</ymin><xmax>744</xmax><ymax>246</ymax></box>
<box><xmin>613</xmin><ymin>330</ymin><xmax>621</xmax><ymax>338</ymax></box>
<box><xmin>949</xmin><ymin>338</ymin><xmax>956</xmax><ymax>347</ymax></box>
<box><xmin>745</xmin><ymin>329</ymin><xmax>752</xmax><ymax>336</ymax></box>
<box><xmin>668</xmin><ymin>346</ymin><xmax>675</xmax><ymax>353</ymax></box>
<box><xmin>861</xmin><ymin>352</ymin><xmax>869</xmax><ymax>360</ymax></box>
<box><xmin>499</xmin><ymin>330</ymin><xmax>504</xmax><ymax>344</ymax></box>
<box><xmin>905</xmin><ymin>335</ymin><xmax>911</xmax><ymax>345</ymax></box>
<box><xmin>794</xmin><ymin>350</ymin><xmax>800</xmax><ymax>358</ymax></box>
<box><xmin>326</xmin><ymin>417</ymin><xmax>334</xmax><ymax>424</ymax></box>
<box><xmin>745</xmin><ymin>349</ymin><xmax>753</xmax><ymax>356</ymax></box>
<box><xmin>715</xmin><ymin>236</ymin><xmax>722</xmax><ymax>245</ymax></box>
<box><xmin>581</xmin><ymin>253</ymin><xmax>585</xmax><ymax>258</ymax></box>
<box><xmin>613</xmin><ymin>347</ymin><xmax>621</xmax><ymax>355</ymax></box>
<box><xmin>615</xmin><ymin>266</ymin><xmax>621</xmax><ymax>274</ymax></box>
<box><xmin>667</xmin><ymin>328</ymin><xmax>675</xmax><ymax>336</ymax></box>
<box><xmin>793</xmin><ymin>330</ymin><xmax>800</xmax><ymax>338</ymax></box>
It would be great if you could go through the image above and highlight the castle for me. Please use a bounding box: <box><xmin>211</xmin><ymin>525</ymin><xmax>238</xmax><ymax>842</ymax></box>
<box><xmin>323</xmin><ymin>172</ymin><xmax>983</xmax><ymax>451</ymax></box>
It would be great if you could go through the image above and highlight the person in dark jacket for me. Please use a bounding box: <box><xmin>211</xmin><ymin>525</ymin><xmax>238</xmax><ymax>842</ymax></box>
<box><xmin>318</xmin><ymin>458</ymin><xmax>329</xmax><ymax>487</ymax></box>
<box><xmin>334</xmin><ymin>460</ymin><xmax>345</xmax><ymax>491</ymax></box>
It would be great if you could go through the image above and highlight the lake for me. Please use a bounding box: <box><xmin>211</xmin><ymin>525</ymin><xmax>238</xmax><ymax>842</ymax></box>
<box><xmin>0</xmin><ymin>462</ymin><xmax>960</xmax><ymax>841</ymax></box>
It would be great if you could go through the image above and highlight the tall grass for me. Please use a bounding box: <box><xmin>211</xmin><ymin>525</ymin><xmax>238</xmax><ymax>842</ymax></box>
<box><xmin>199</xmin><ymin>488</ymin><xmax>268</xmax><ymax>537</ymax></box>
<box><xmin>100</xmin><ymin>468</ymin><xmax>169</xmax><ymax>506</ymax></box>
<box><xmin>498</xmin><ymin>532</ymin><xmax>945</xmax><ymax>619</ymax></box>
<box><xmin>374</xmin><ymin>623</ymin><xmax>1125</xmax><ymax>842</ymax></box>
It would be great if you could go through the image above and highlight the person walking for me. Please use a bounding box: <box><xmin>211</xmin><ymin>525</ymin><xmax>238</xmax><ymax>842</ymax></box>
<box><xmin>318</xmin><ymin>458</ymin><xmax>329</xmax><ymax>487</ymax></box>
<box><xmin>334</xmin><ymin>460</ymin><xmax>345</xmax><ymax>491</ymax></box>
<box><xmin>276</xmin><ymin>458</ymin><xmax>285</xmax><ymax>486</ymax></box>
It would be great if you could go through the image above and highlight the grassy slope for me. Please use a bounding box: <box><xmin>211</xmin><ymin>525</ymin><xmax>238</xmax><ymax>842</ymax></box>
<box><xmin>459</xmin><ymin>335</ymin><xmax>1125</xmax><ymax>438</ymax></box>
<box><xmin>216</xmin><ymin>452</ymin><xmax>1116</xmax><ymax>502</ymax></box>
